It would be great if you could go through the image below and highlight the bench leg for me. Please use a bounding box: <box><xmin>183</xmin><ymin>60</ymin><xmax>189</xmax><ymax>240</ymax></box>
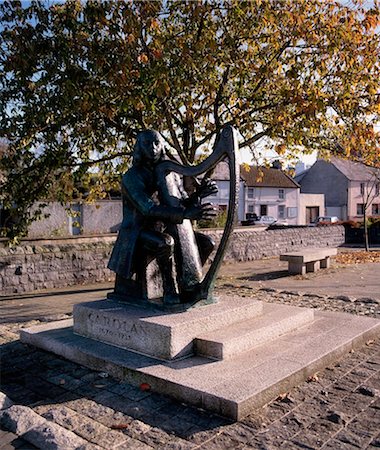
<box><xmin>288</xmin><ymin>262</ymin><xmax>306</xmax><ymax>275</ymax></box>
<box><xmin>306</xmin><ymin>260</ymin><xmax>320</xmax><ymax>273</ymax></box>
<box><xmin>320</xmin><ymin>257</ymin><xmax>330</xmax><ymax>269</ymax></box>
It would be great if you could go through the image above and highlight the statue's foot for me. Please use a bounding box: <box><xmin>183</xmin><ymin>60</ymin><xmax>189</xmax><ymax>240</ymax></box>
<box><xmin>163</xmin><ymin>293</ymin><xmax>181</xmax><ymax>305</ymax></box>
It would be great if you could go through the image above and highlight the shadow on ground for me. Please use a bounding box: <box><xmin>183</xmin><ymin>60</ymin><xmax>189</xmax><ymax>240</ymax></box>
<box><xmin>0</xmin><ymin>339</ymin><xmax>231</xmax><ymax>440</ymax></box>
<box><xmin>0</xmin><ymin>287</ymin><xmax>111</xmax><ymax>302</ymax></box>
<box><xmin>237</xmin><ymin>270</ymin><xmax>290</xmax><ymax>281</ymax></box>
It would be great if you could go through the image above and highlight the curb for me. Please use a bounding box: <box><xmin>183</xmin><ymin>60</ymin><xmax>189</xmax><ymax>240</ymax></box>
<box><xmin>0</xmin><ymin>393</ymin><xmax>97</xmax><ymax>450</ymax></box>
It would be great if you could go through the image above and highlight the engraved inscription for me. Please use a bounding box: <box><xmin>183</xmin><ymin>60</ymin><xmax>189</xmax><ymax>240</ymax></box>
<box><xmin>88</xmin><ymin>313</ymin><xmax>146</xmax><ymax>341</ymax></box>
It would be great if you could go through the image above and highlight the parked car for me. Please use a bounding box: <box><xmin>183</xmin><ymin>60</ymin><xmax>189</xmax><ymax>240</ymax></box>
<box><xmin>309</xmin><ymin>216</ymin><xmax>339</xmax><ymax>226</ymax></box>
<box><xmin>253</xmin><ymin>215</ymin><xmax>277</xmax><ymax>226</ymax></box>
<box><xmin>241</xmin><ymin>213</ymin><xmax>259</xmax><ymax>226</ymax></box>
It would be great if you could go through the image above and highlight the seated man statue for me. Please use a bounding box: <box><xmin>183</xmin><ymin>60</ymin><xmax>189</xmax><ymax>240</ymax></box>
<box><xmin>108</xmin><ymin>130</ymin><xmax>217</xmax><ymax>307</ymax></box>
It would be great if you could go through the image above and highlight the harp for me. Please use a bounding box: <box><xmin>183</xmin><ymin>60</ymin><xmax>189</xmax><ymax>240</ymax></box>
<box><xmin>155</xmin><ymin>125</ymin><xmax>240</xmax><ymax>305</ymax></box>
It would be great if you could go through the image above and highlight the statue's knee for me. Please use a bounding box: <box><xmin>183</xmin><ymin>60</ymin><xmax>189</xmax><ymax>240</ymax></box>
<box><xmin>157</xmin><ymin>234</ymin><xmax>174</xmax><ymax>257</ymax></box>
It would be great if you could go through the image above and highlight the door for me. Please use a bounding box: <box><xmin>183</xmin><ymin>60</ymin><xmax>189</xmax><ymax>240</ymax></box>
<box><xmin>306</xmin><ymin>206</ymin><xmax>319</xmax><ymax>224</ymax></box>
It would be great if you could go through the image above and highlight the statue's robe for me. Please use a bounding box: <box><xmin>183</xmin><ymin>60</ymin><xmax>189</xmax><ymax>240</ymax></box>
<box><xmin>107</xmin><ymin>164</ymin><xmax>185</xmax><ymax>278</ymax></box>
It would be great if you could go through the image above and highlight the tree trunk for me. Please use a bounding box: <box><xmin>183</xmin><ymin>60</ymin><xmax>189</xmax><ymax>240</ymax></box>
<box><xmin>364</xmin><ymin>209</ymin><xmax>369</xmax><ymax>251</ymax></box>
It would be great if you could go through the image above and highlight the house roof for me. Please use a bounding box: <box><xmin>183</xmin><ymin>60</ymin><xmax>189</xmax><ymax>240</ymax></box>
<box><xmin>240</xmin><ymin>165</ymin><xmax>300</xmax><ymax>188</ymax></box>
<box><xmin>211</xmin><ymin>161</ymin><xmax>299</xmax><ymax>188</ymax></box>
<box><xmin>329</xmin><ymin>157</ymin><xmax>379</xmax><ymax>181</ymax></box>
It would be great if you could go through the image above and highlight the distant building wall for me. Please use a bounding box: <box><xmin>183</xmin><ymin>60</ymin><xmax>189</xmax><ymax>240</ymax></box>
<box><xmin>28</xmin><ymin>203</ymin><xmax>71</xmax><ymax>237</ymax></box>
<box><xmin>348</xmin><ymin>180</ymin><xmax>380</xmax><ymax>221</ymax></box>
<box><xmin>298</xmin><ymin>160</ymin><xmax>348</xmax><ymax>219</ymax></box>
<box><xmin>0</xmin><ymin>226</ymin><xmax>345</xmax><ymax>296</ymax></box>
<box><xmin>210</xmin><ymin>179</ymin><xmax>246</xmax><ymax>221</ymax></box>
<box><xmin>81</xmin><ymin>201</ymin><xmax>122</xmax><ymax>234</ymax></box>
<box><xmin>244</xmin><ymin>186</ymin><xmax>299</xmax><ymax>225</ymax></box>
<box><xmin>27</xmin><ymin>201</ymin><xmax>122</xmax><ymax>238</ymax></box>
<box><xmin>298</xmin><ymin>194</ymin><xmax>325</xmax><ymax>225</ymax></box>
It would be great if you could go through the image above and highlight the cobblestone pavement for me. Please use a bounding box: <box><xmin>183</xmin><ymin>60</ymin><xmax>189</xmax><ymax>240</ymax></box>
<box><xmin>1</xmin><ymin>256</ymin><xmax>380</xmax><ymax>449</ymax></box>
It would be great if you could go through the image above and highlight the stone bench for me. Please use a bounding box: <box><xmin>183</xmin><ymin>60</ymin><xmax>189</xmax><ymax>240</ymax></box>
<box><xmin>280</xmin><ymin>248</ymin><xmax>337</xmax><ymax>275</ymax></box>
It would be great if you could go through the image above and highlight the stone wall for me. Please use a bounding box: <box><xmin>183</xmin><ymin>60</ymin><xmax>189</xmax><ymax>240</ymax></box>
<box><xmin>206</xmin><ymin>225</ymin><xmax>345</xmax><ymax>262</ymax></box>
<box><xmin>0</xmin><ymin>226</ymin><xmax>345</xmax><ymax>296</ymax></box>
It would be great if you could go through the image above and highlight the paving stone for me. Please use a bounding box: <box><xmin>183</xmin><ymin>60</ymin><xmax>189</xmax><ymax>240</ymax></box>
<box><xmin>133</xmin><ymin>426</ymin><xmax>172</xmax><ymax>447</ymax></box>
<box><xmin>0</xmin><ymin>405</ymin><xmax>46</xmax><ymax>435</ymax></box>
<box><xmin>23</xmin><ymin>421</ymin><xmax>87</xmax><ymax>450</ymax></box>
<box><xmin>0</xmin><ymin>429</ymin><xmax>19</xmax><ymax>446</ymax></box>
<box><xmin>122</xmin><ymin>418</ymin><xmax>152</xmax><ymax>440</ymax></box>
<box><xmin>40</xmin><ymin>405</ymin><xmax>86</xmax><ymax>431</ymax></box>
<box><xmin>85</xmin><ymin>428</ymin><xmax>128</xmax><ymax>448</ymax></box>
<box><xmin>113</xmin><ymin>439</ymin><xmax>153</xmax><ymax>450</ymax></box>
<box><xmin>161</xmin><ymin>438</ymin><xmax>197</xmax><ymax>449</ymax></box>
<box><xmin>46</xmin><ymin>373</ymin><xmax>85</xmax><ymax>391</ymax></box>
<box><xmin>335</xmin><ymin>428</ymin><xmax>373</xmax><ymax>448</ymax></box>
<box><xmin>63</xmin><ymin>398</ymin><xmax>116</xmax><ymax>423</ymax></box>
<box><xmin>96</xmin><ymin>410</ymin><xmax>133</xmax><ymax>429</ymax></box>
<box><xmin>1</xmin><ymin>281</ymin><xmax>379</xmax><ymax>450</ymax></box>
<box><xmin>0</xmin><ymin>393</ymin><xmax>13</xmax><ymax>411</ymax></box>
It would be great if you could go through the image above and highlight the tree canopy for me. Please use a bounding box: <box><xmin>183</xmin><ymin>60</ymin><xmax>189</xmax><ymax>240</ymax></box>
<box><xmin>0</xmin><ymin>0</ymin><xmax>379</xmax><ymax>240</ymax></box>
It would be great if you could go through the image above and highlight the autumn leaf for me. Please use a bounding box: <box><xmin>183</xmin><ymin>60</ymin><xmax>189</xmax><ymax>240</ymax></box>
<box><xmin>307</xmin><ymin>373</ymin><xmax>319</xmax><ymax>382</ymax></box>
<box><xmin>336</xmin><ymin>251</ymin><xmax>380</xmax><ymax>265</ymax></box>
<box><xmin>137</xmin><ymin>53</ymin><xmax>149</xmax><ymax>64</ymax></box>
<box><xmin>140</xmin><ymin>382</ymin><xmax>151</xmax><ymax>391</ymax></box>
<box><xmin>111</xmin><ymin>424</ymin><xmax>130</xmax><ymax>430</ymax></box>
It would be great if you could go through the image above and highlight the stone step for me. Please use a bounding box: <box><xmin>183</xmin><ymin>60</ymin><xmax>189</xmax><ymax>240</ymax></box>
<box><xmin>73</xmin><ymin>296</ymin><xmax>263</xmax><ymax>360</ymax></box>
<box><xmin>195</xmin><ymin>304</ymin><xmax>314</xmax><ymax>360</ymax></box>
<box><xmin>20</xmin><ymin>304</ymin><xmax>380</xmax><ymax>420</ymax></box>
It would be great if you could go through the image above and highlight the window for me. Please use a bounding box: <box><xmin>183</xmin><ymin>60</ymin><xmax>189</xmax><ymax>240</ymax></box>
<box><xmin>287</xmin><ymin>207</ymin><xmax>298</xmax><ymax>218</ymax></box>
<box><xmin>376</xmin><ymin>183</ymin><xmax>380</xmax><ymax>197</ymax></box>
<box><xmin>278</xmin><ymin>189</ymin><xmax>285</xmax><ymax>200</ymax></box>
<box><xmin>247</xmin><ymin>187</ymin><xmax>254</xmax><ymax>199</ymax></box>
<box><xmin>372</xmin><ymin>204</ymin><xmax>380</xmax><ymax>215</ymax></box>
<box><xmin>278</xmin><ymin>205</ymin><xmax>285</xmax><ymax>219</ymax></box>
<box><xmin>360</xmin><ymin>183</ymin><xmax>365</xmax><ymax>195</ymax></box>
<box><xmin>357</xmin><ymin>203</ymin><xmax>364</xmax><ymax>215</ymax></box>
<box><xmin>260</xmin><ymin>205</ymin><xmax>268</xmax><ymax>215</ymax></box>
<box><xmin>247</xmin><ymin>204</ymin><xmax>255</xmax><ymax>213</ymax></box>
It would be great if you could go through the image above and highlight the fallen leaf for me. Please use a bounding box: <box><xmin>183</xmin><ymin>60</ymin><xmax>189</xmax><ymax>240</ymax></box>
<box><xmin>307</xmin><ymin>373</ymin><xmax>319</xmax><ymax>382</ymax></box>
<box><xmin>140</xmin><ymin>382</ymin><xmax>151</xmax><ymax>391</ymax></box>
<box><xmin>111</xmin><ymin>424</ymin><xmax>129</xmax><ymax>430</ymax></box>
<box><xmin>276</xmin><ymin>393</ymin><xmax>293</xmax><ymax>403</ymax></box>
<box><xmin>336</xmin><ymin>251</ymin><xmax>380</xmax><ymax>266</ymax></box>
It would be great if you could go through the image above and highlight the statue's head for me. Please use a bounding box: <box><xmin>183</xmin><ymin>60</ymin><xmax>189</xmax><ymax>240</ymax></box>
<box><xmin>133</xmin><ymin>130</ymin><xmax>165</xmax><ymax>166</ymax></box>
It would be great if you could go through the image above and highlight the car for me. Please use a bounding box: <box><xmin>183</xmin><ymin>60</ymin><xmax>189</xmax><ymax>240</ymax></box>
<box><xmin>253</xmin><ymin>215</ymin><xmax>277</xmax><ymax>226</ymax></box>
<box><xmin>241</xmin><ymin>213</ymin><xmax>259</xmax><ymax>226</ymax></box>
<box><xmin>309</xmin><ymin>216</ymin><xmax>339</xmax><ymax>226</ymax></box>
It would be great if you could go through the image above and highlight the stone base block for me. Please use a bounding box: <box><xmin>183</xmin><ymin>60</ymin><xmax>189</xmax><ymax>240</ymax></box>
<box><xmin>195</xmin><ymin>304</ymin><xmax>314</xmax><ymax>360</ymax></box>
<box><xmin>21</xmin><ymin>300</ymin><xmax>380</xmax><ymax>420</ymax></box>
<box><xmin>73</xmin><ymin>296</ymin><xmax>263</xmax><ymax>360</ymax></box>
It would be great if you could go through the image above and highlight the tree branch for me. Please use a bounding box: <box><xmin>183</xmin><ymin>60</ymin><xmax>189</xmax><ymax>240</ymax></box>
<box><xmin>240</xmin><ymin>128</ymin><xmax>273</xmax><ymax>148</ymax></box>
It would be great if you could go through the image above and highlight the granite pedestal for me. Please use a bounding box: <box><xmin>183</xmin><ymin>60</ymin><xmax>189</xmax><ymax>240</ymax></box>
<box><xmin>21</xmin><ymin>295</ymin><xmax>380</xmax><ymax>420</ymax></box>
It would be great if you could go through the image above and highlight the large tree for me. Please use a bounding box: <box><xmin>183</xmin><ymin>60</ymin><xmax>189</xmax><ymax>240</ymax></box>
<box><xmin>0</xmin><ymin>0</ymin><xmax>379</xmax><ymax>240</ymax></box>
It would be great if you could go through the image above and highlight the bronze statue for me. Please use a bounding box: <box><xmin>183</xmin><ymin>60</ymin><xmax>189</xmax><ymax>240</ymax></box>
<box><xmin>108</xmin><ymin>126</ymin><xmax>239</xmax><ymax>310</ymax></box>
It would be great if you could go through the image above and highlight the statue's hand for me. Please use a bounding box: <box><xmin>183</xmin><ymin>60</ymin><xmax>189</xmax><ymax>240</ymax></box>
<box><xmin>184</xmin><ymin>203</ymin><xmax>218</xmax><ymax>221</ymax></box>
<box><xmin>197</xmin><ymin>178</ymin><xmax>218</xmax><ymax>199</ymax></box>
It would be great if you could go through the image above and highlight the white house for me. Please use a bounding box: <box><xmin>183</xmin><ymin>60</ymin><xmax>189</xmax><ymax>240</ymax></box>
<box><xmin>211</xmin><ymin>162</ymin><xmax>305</xmax><ymax>225</ymax></box>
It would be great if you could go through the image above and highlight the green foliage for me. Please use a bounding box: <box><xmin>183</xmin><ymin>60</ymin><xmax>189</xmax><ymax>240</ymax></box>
<box><xmin>0</xmin><ymin>0</ymin><xmax>379</xmax><ymax>239</ymax></box>
<box><xmin>198</xmin><ymin>208</ymin><xmax>228</xmax><ymax>229</ymax></box>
